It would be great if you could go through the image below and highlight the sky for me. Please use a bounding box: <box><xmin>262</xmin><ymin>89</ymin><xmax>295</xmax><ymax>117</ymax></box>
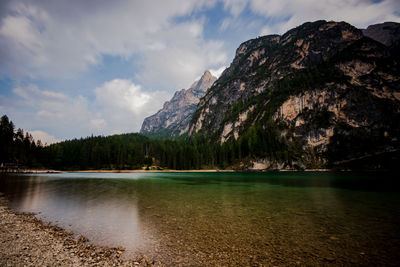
<box><xmin>0</xmin><ymin>0</ymin><xmax>399</xmax><ymax>144</ymax></box>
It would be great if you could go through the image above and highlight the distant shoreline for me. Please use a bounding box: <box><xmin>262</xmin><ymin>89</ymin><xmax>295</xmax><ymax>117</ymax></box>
<box><xmin>2</xmin><ymin>168</ymin><xmax>343</xmax><ymax>174</ymax></box>
<box><xmin>1</xmin><ymin>169</ymin><xmax>62</xmax><ymax>174</ymax></box>
<box><xmin>4</xmin><ymin>168</ymin><xmax>394</xmax><ymax>174</ymax></box>
<box><xmin>68</xmin><ymin>169</ymin><xmax>236</xmax><ymax>173</ymax></box>
<box><xmin>65</xmin><ymin>168</ymin><xmax>336</xmax><ymax>173</ymax></box>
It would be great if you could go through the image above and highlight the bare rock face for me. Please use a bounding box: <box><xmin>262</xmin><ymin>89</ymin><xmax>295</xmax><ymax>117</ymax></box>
<box><xmin>188</xmin><ymin>20</ymin><xmax>400</xmax><ymax>169</ymax></box>
<box><xmin>140</xmin><ymin>71</ymin><xmax>216</xmax><ymax>136</ymax></box>
<box><xmin>189</xmin><ymin>21</ymin><xmax>365</xmax><ymax>137</ymax></box>
<box><xmin>363</xmin><ymin>22</ymin><xmax>400</xmax><ymax>55</ymax></box>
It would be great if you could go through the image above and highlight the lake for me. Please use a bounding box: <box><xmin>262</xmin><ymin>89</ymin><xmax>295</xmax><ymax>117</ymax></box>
<box><xmin>1</xmin><ymin>172</ymin><xmax>400</xmax><ymax>265</ymax></box>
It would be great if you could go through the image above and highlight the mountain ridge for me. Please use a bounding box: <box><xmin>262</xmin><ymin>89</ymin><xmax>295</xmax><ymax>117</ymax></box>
<box><xmin>140</xmin><ymin>70</ymin><xmax>217</xmax><ymax>136</ymax></box>
<box><xmin>188</xmin><ymin>20</ymin><xmax>400</xmax><ymax>169</ymax></box>
<box><xmin>362</xmin><ymin>21</ymin><xmax>400</xmax><ymax>57</ymax></box>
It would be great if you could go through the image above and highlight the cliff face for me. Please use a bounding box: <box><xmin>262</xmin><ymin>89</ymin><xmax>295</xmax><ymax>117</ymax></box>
<box><xmin>363</xmin><ymin>22</ymin><xmax>400</xmax><ymax>57</ymax></box>
<box><xmin>188</xmin><ymin>20</ymin><xmax>400</xmax><ymax>169</ymax></box>
<box><xmin>140</xmin><ymin>71</ymin><xmax>216</xmax><ymax>136</ymax></box>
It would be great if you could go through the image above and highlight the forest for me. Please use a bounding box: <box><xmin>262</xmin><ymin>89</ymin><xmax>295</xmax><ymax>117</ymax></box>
<box><xmin>1</xmin><ymin>109</ymin><xmax>397</xmax><ymax>171</ymax></box>
<box><xmin>0</xmin><ymin>114</ymin><xmax>299</xmax><ymax>170</ymax></box>
<box><xmin>0</xmin><ymin>115</ymin><xmax>43</xmax><ymax>169</ymax></box>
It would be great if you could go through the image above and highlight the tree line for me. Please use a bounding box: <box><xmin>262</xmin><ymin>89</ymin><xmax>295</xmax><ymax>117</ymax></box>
<box><xmin>0</xmin><ymin>115</ymin><xmax>43</xmax><ymax>169</ymax></box>
<box><xmin>1</xmin><ymin>114</ymin><xmax>303</xmax><ymax>170</ymax></box>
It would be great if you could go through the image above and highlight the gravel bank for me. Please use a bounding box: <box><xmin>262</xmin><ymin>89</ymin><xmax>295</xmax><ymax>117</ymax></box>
<box><xmin>0</xmin><ymin>194</ymin><xmax>161</xmax><ymax>266</ymax></box>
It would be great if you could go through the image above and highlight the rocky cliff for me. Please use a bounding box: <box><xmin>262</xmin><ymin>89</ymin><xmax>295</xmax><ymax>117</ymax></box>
<box><xmin>363</xmin><ymin>22</ymin><xmax>400</xmax><ymax>58</ymax></box>
<box><xmin>188</xmin><ymin>20</ymin><xmax>400</xmax><ymax>169</ymax></box>
<box><xmin>140</xmin><ymin>71</ymin><xmax>216</xmax><ymax>136</ymax></box>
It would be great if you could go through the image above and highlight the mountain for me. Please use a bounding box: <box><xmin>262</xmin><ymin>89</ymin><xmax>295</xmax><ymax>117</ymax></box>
<box><xmin>188</xmin><ymin>20</ymin><xmax>400</xmax><ymax>170</ymax></box>
<box><xmin>362</xmin><ymin>22</ymin><xmax>400</xmax><ymax>57</ymax></box>
<box><xmin>140</xmin><ymin>70</ymin><xmax>217</xmax><ymax>136</ymax></box>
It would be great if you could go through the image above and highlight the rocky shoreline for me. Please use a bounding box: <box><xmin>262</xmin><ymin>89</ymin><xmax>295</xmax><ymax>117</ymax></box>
<box><xmin>0</xmin><ymin>194</ymin><xmax>161</xmax><ymax>266</ymax></box>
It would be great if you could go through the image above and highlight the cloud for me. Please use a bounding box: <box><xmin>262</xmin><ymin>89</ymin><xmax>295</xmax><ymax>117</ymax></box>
<box><xmin>209</xmin><ymin>66</ymin><xmax>227</xmax><ymax>78</ymax></box>
<box><xmin>29</xmin><ymin>130</ymin><xmax>60</xmax><ymax>145</ymax></box>
<box><xmin>13</xmin><ymin>85</ymin><xmax>66</xmax><ymax>102</ymax></box>
<box><xmin>219</xmin><ymin>18</ymin><xmax>232</xmax><ymax>31</ymax></box>
<box><xmin>94</xmin><ymin>79</ymin><xmax>171</xmax><ymax>133</ymax></box>
<box><xmin>223</xmin><ymin>0</ymin><xmax>249</xmax><ymax>17</ymax></box>
<box><xmin>0</xmin><ymin>0</ymin><xmax>228</xmax><ymax>90</ymax></box>
<box><xmin>135</xmin><ymin>36</ymin><xmax>227</xmax><ymax>90</ymax></box>
<box><xmin>215</xmin><ymin>0</ymin><xmax>400</xmax><ymax>36</ymax></box>
<box><xmin>9</xmin><ymin>85</ymin><xmax>94</xmax><ymax>138</ymax></box>
<box><xmin>95</xmin><ymin>80</ymin><xmax>151</xmax><ymax>114</ymax></box>
<box><xmin>249</xmin><ymin>0</ymin><xmax>400</xmax><ymax>35</ymax></box>
<box><xmin>5</xmin><ymin>81</ymin><xmax>171</xmax><ymax>140</ymax></box>
<box><xmin>13</xmin><ymin>79</ymin><xmax>170</xmax><ymax>136</ymax></box>
<box><xmin>90</xmin><ymin>119</ymin><xmax>107</xmax><ymax>131</ymax></box>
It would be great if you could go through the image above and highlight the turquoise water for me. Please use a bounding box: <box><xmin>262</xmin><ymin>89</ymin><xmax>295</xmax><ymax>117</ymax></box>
<box><xmin>1</xmin><ymin>172</ymin><xmax>400</xmax><ymax>265</ymax></box>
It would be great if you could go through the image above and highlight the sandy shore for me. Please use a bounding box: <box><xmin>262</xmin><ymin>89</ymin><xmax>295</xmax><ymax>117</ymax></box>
<box><xmin>0</xmin><ymin>194</ymin><xmax>161</xmax><ymax>266</ymax></box>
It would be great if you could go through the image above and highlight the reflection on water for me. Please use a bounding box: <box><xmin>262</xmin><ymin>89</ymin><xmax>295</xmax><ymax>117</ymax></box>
<box><xmin>1</xmin><ymin>172</ymin><xmax>400</xmax><ymax>265</ymax></box>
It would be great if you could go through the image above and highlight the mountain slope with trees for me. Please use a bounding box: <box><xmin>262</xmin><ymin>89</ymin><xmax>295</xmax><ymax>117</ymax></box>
<box><xmin>188</xmin><ymin>20</ymin><xmax>400</xmax><ymax>170</ymax></box>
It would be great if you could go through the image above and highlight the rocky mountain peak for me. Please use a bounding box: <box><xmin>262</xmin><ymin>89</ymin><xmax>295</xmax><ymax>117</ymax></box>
<box><xmin>362</xmin><ymin>22</ymin><xmax>400</xmax><ymax>56</ymax></box>
<box><xmin>140</xmin><ymin>70</ymin><xmax>217</xmax><ymax>136</ymax></box>
<box><xmin>187</xmin><ymin>20</ymin><xmax>399</xmax><ymax>169</ymax></box>
<box><xmin>189</xmin><ymin>70</ymin><xmax>217</xmax><ymax>96</ymax></box>
<box><xmin>202</xmin><ymin>70</ymin><xmax>212</xmax><ymax>79</ymax></box>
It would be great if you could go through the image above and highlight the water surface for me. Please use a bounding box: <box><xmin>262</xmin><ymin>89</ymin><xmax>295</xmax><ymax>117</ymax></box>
<box><xmin>1</xmin><ymin>172</ymin><xmax>400</xmax><ymax>265</ymax></box>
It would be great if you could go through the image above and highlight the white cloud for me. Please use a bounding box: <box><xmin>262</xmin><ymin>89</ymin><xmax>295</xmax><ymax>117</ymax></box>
<box><xmin>29</xmin><ymin>130</ymin><xmax>60</xmax><ymax>145</ymax></box>
<box><xmin>132</xmin><ymin>19</ymin><xmax>228</xmax><ymax>90</ymax></box>
<box><xmin>0</xmin><ymin>0</ymin><xmax>228</xmax><ymax>90</ymax></box>
<box><xmin>10</xmin><ymin>85</ymin><xmax>94</xmax><ymax>138</ymax></box>
<box><xmin>223</xmin><ymin>0</ymin><xmax>249</xmax><ymax>16</ymax></box>
<box><xmin>6</xmin><ymin>81</ymin><xmax>172</xmax><ymax>140</ymax></box>
<box><xmin>220</xmin><ymin>18</ymin><xmax>232</xmax><ymax>31</ymax></box>
<box><xmin>90</xmin><ymin>119</ymin><xmax>107</xmax><ymax>131</ymax></box>
<box><xmin>209</xmin><ymin>66</ymin><xmax>227</xmax><ymax>78</ymax></box>
<box><xmin>7</xmin><ymin>79</ymin><xmax>171</xmax><ymax>139</ymax></box>
<box><xmin>13</xmin><ymin>85</ymin><xmax>66</xmax><ymax>102</ymax></box>
<box><xmin>96</xmin><ymin>80</ymin><xmax>170</xmax><ymax>117</ymax></box>
<box><xmin>95</xmin><ymin>80</ymin><xmax>151</xmax><ymax>114</ymax></box>
<box><xmin>94</xmin><ymin>79</ymin><xmax>171</xmax><ymax>133</ymax></box>
<box><xmin>250</xmin><ymin>0</ymin><xmax>400</xmax><ymax>35</ymax></box>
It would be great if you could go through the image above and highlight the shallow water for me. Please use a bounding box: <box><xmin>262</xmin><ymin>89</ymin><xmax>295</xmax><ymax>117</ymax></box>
<box><xmin>1</xmin><ymin>172</ymin><xmax>400</xmax><ymax>265</ymax></box>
